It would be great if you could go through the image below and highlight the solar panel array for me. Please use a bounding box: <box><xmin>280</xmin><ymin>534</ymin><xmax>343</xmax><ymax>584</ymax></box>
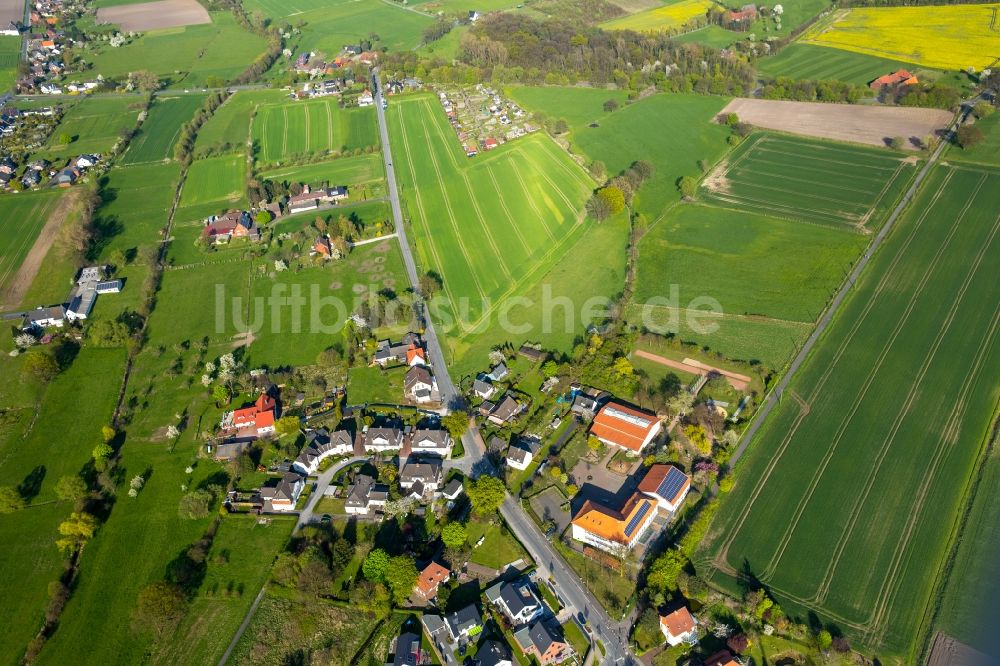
<box><xmin>604</xmin><ymin>406</ymin><xmax>651</xmax><ymax>428</ymax></box>
<box><xmin>657</xmin><ymin>467</ymin><xmax>688</xmax><ymax>502</ymax></box>
<box><xmin>623</xmin><ymin>500</ymin><xmax>652</xmax><ymax>537</ymax></box>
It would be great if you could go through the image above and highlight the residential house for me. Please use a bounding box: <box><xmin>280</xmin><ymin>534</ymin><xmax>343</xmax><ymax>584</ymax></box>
<box><xmin>400</xmin><ymin>459</ymin><xmax>442</xmax><ymax>498</ymax></box>
<box><xmin>486</xmin><ymin>394</ymin><xmax>521</xmax><ymax>426</ymax></box>
<box><xmin>221</xmin><ymin>392</ymin><xmax>279</xmax><ymax>437</ymax></box>
<box><xmin>472</xmin><ymin>375</ymin><xmax>495</xmax><ymax>400</ymax></box>
<box><xmin>202</xmin><ymin>211</ymin><xmax>260</xmax><ymax>243</ymax></box>
<box><xmin>483</xmin><ymin>137</ymin><xmax>499</xmax><ymax>150</ymax></box>
<box><xmin>442</xmin><ymin>478</ymin><xmax>463</xmax><ymax>501</ymax></box>
<box><xmin>405</xmin><ymin>365</ymin><xmax>440</xmax><ymax>404</ymax></box>
<box><xmin>726</xmin><ymin>3</ymin><xmax>758</xmax><ymax>27</ymax></box>
<box><xmin>660</xmin><ymin>606</ymin><xmax>698</xmax><ymax>646</ymax></box>
<box><xmin>638</xmin><ymin>464</ymin><xmax>691</xmax><ymax>513</ymax></box>
<box><xmin>358</xmin><ymin>51</ymin><xmax>379</xmax><ymax>66</ymax></box>
<box><xmin>0</xmin><ymin>156</ymin><xmax>15</xmax><ymax>174</ymax></box>
<box><xmin>345</xmin><ymin>474</ymin><xmax>389</xmax><ymax>515</ymax></box>
<box><xmin>704</xmin><ymin>651</ymin><xmax>743</xmax><ymax>666</ymax></box>
<box><xmin>293</xmin><ymin>429</ymin><xmax>355</xmax><ymax>474</ymax></box>
<box><xmin>320</xmin><ymin>185</ymin><xmax>349</xmax><ymax>202</ymax></box>
<box><xmin>415</xmin><ymin>561</ymin><xmax>450</xmax><ymax>599</ymax></box>
<box><xmin>869</xmin><ymin>69</ymin><xmax>919</xmax><ymax>91</ymax></box>
<box><xmin>312</xmin><ymin>235</ymin><xmax>335</xmax><ymax>258</ymax></box>
<box><xmin>373</xmin><ymin>333</ymin><xmax>423</xmax><ymax>366</ymax></box>
<box><xmin>487</xmin><ymin>362</ymin><xmax>509</xmax><ymax>381</ymax></box>
<box><xmin>513</xmin><ymin>622</ymin><xmax>570</xmax><ymax>665</ymax></box>
<box><xmin>74</xmin><ymin>154</ymin><xmax>97</xmax><ymax>168</ymax></box>
<box><xmin>476</xmin><ymin>640</ymin><xmax>513</xmax><ymax>666</ymax></box>
<box><xmin>409</xmin><ymin>429</ymin><xmax>451</xmax><ymax>457</ymax></box>
<box><xmin>20</xmin><ymin>168</ymin><xmax>41</xmax><ymax>188</ymax></box>
<box><xmin>66</xmin><ymin>266</ymin><xmax>121</xmax><ymax>321</ymax></box>
<box><xmin>363</xmin><ymin>427</ymin><xmax>403</xmax><ymax>452</ymax></box>
<box><xmin>486</xmin><ymin>579</ymin><xmax>545</xmax><ymax>626</ymax></box>
<box><xmin>358</xmin><ymin>89</ymin><xmax>374</xmax><ymax>107</ymax></box>
<box><xmin>517</xmin><ymin>345</ymin><xmax>545</xmax><ymax>362</ymax></box>
<box><xmin>570</xmin><ymin>492</ymin><xmax>656</xmax><ymax>553</ymax></box>
<box><xmin>288</xmin><ymin>190</ymin><xmax>319</xmax><ymax>213</ymax></box>
<box><xmin>257</xmin><ymin>472</ymin><xmax>305</xmax><ymax>512</ymax></box>
<box><xmin>445</xmin><ymin>604</ymin><xmax>483</xmax><ymax>641</ymax></box>
<box><xmin>13</xmin><ymin>305</ymin><xmax>67</xmax><ymax>330</ymax></box>
<box><xmin>590</xmin><ymin>401</ymin><xmax>661</xmax><ymax>453</ymax></box>
<box><xmin>505</xmin><ymin>437</ymin><xmax>540</xmax><ymax>471</ymax></box>
<box><xmin>388</xmin><ymin>631</ymin><xmax>424</xmax><ymax>666</ymax></box>
<box><xmin>54</xmin><ymin>166</ymin><xmax>78</xmax><ymax>187</ymax></box>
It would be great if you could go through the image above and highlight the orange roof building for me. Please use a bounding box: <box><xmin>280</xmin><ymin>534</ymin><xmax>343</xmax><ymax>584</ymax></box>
<box><xmin>226</xmin><ymin>393</ymin><xmax>278</xmax><ymax>436</ymax></box>
<box><xmin>415</xmin><ymin>561</ymin><xmax>450</xmax><ymax>598</ymax></box>
<box><xmin>869</xmin><ymin>69</ymin><xmax>919</xmax><ymax>91</ymax></box>
<box><xmin>570</xmin><ymin>491</ymin><xmax>656</xmax><ymax>553</ymax></box>
<box><xmin>659</xmin><ymin>606</ymin><xmax>698</xmax><ymax>646</ymax></box>
<box><xmin>638</xmin><ymin>464</ymin><xmax>691</xmax><ymax>512</ymax></box>
<box><xmin>590</xmin><ymin>401</ymin><xmax>661</xmax><ymax>453</ymax></box>
<box><xmin>406</xmin><ymin>343</ymin><xmax>426</xmax><ymax>366</ymax></box>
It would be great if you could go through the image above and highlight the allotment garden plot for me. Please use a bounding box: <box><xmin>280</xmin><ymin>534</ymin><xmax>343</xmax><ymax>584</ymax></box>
<box><xmin>703</xmin><ymin>133</ymin><xmax>916</xmax><ymax>229</ymax></box>
<box><xmin>252</xmin><ymin>98</ymin><xmax>378</xmax><ymax>164</ymax></box>
<box><xmin>388</xmin><ymin>94</ymin><xmax>594</xmax><ymax>331</ymax></box>
<box><xmin>698</xmin><ymin>164</ymin><xmax>1000</xmax><ymax>658</ymax></box>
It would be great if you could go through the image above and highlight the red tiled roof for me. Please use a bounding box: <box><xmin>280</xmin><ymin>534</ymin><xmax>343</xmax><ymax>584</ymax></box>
<box><xmin>638</xmin><ymin>464</ymin><xmax>691</xmax><ymax>505</ymax></box>
<box><xmin>590</xmin><ymin>401</ymin><xmax>659</xmax><ymax>452</ymax></box>
<box><xmin>416</xmin><ymin>561</ymin><xmax>449</xmax><ymax>596</ymax></box>
<box><xmin>571</xmin><ymin>492</ymin><xmax>653</xmax><ymax>543</ymax></box>
<box><xmin>660</xmin><ymin>606</ymin><xmax>695</xmax><ymax>637</ymax></box>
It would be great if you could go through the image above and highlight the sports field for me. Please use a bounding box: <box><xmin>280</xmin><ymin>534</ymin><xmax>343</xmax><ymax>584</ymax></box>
<box><xmin>0</xmin><ymin>191</ymin><xmax>65</xmax><ymax>302</ymax></box>
<box><xmin>388</xmin><ymin>93</ymin><xmax>594</xmax><ymax>332</ymax></box>
<box><xmin>243</xmin><ymin>0</ymin><xmax>430</xmax><ymax>53</ymax></box>
<box><xmin>698</xmin><ymin>163</ymin><xmax>1000</xmax><ymax>658</ymax></box>
<box><xmin>122</xmin><ymin>94</ymin><xmax>207</xmax><ymax>164</ymax></box>
<box><xmin>252</xmin><ymin>98</ymin><xmax>378</xmax><ymax>164</ymax></box>
<box><xmin>703</xmin><ymin>133</ymin><xmax>917</xmax><ymax>229</ymax></box>
<box><xmin>758</xmin><ymin>43</ymin><xmax>921</xmax><ymax>87</ymax></box>
<box><xmin>600</xmin><ymin>0</ymin><xmax>715</xmax><ymax>32</ymax></box>
<box><xmin>39</xmin><ymin>97</ymin><xmax>143</xmax><ymax>158</ymax></box>
<box><xmin>801</xmin><ymin>4</ymin><xmax>1000</xmax><ymax>71</ymax></box>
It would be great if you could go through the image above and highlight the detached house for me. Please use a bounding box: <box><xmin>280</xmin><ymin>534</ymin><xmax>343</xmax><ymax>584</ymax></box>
<box><xmin>638</xmin><ymin>464</ymin><xmax>691</xmax><ymax>513</ymax></box>
<box><xmin>221</xmin><ymin>392</ymin><xmax>278</xmax><ymax>437</ymax></box>
<box><xmin>400</xmin><ymin>459</ymin><xmax>443</xmax><ymax>499</ymax></box>
<box><xmin>409</xmin><ymin>429</ymin><xmax>451</xmax><ymax>457</ymax></box>
<box><xmin>484</xmin><ymin>394</ymin><xmax>521</xmax><ymax>426</ymax></box>
<box><xmin>415</xmin><ymin>561</ymin><xmax>450</xmax><ymax>599</ymax></box>
<box><xmin>358</xmin><ymin>89</ymin><xmax>374</xmax><ymax>107</ymax></box>
<box><xmin>590</xmin><ymin>401</ymin><xmax>661</xmax><ymax>453</ymax></box>
<box><xmin>472</xmin><ymin>375</ymin><xmax>495</xmax><ymax>400</ymax></box>
<box><xmin>13</xmin><ymin>305</ymin><xmax>67</xmax><ymax>330</ymax></box>
<box><xmin>288</xmin><ymin>190</ymin><xmax>319</xmax><ymax>213</ymax></box>
<box><xmin>388</xmin><ymin>631</ymin><xmax>425</xmax><ymax>666</ymax></box>
<box><xmin>869</xmin><ymin>69</ymin><xmax>919</xmax><ymax>91</ymax></box>
<box><xmin>405</xmin><ymin>365</ymin><xmax>439</xmax><ymax>404</ymax></box>
<box><xmin>293</xmin><ymin>429</ymin><xmax>355</xmax><ymax>474</ymax></box>
<box><xmin>513</xmin><ymin>622</ymin><xmax>570</xmax><ymax>665</ymax></box>
<box><xmin>486</xmin><ymin>579</ymin><xmax>545</xmax><ymax>626</ymax></box>
<box><xmin>571</xmin><ymin>491</ymin><xmax>656</xmax><ymax>554</ymax></box>
<box><xmin>445</xmin><ymin>604</ymin><xmax>483</xmax><ymax>641</ymax></box>
<box><xmin>363</xmin><ymin>427</ymin><xmax>403</xmax><ymax>452</ymax></box>
<box><xmin>256</xmin><ymin>472</ymin><xmax>304</xmax><ymax>512</ymax></box>
<box><xmin>312</xmin><ymin>235</ymin><xmax>344</xmax><ymax>259</ymax></box>
<box><xmin>660</xmin><ymin>606</ymin><xmax>698</xmax><ymax>646</ymax></box>
<box><xmin>505</xmin><ymin>437</ymin><xmax>540</xmax><ymax>471</ymax></box>
<box><xmin>203</xmin><ymin>211</ymin><xmax>261</xmax><ymax>243</ymax></box>
<box><xmin>476</xmin><ymin>640</ymin><xmax>513</xmax><ymax>666</ymax></box>
<box><xmin>373</xmin><ymin>333</ymin><xmax>423</xmax><ymax>366</ymax></box>
<box><xmin>345</xmin><ymin>474</ymin><xmax>389</xmax><ymax>515</ymax></box>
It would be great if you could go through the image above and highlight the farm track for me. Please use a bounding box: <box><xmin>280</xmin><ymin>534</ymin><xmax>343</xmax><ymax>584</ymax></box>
<box><xmin>0</xmin><ymin>194</ymin><xmax>66</xmax><ymax>308</ymax></box>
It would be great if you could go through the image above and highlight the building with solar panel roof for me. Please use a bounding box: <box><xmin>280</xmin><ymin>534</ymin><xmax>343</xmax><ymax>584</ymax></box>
<box><xmin>638</xmin><ymin>464</ymin><xmax>692</xmax><ymax>513</ymax></box>
<box><xmin>570</xmin><ymin>491</ymin><xmax>657</xmax><ymax>554</ymax></box>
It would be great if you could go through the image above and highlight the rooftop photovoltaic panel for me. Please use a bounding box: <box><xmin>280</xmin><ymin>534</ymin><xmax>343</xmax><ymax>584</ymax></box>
<box><xmin>604</xmin><ymin>406</ymin><xmax>651</xmax><ymax>428</ymax></box>
<box><xmin>623</xmin><ymin>500</ymin><xmax>652</xmax><ymax>537</ymax></box>
<box><xmin>657</xmin><ymin>467</ymin><xmax>688</xmax><ymax>501</ymax></box>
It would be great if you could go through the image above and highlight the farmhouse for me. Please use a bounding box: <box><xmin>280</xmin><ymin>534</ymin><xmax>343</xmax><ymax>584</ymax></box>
<box><xmin>405</xmin><ymin>365</ymin><xmax>440</xmax><ymax>404</ymax></box>
<box><xmin>10</xmin><ymin>305</ymin><xmax>67</xmax><ymax>330</ymax></box>
<box><xmin>66</xmin><ymin>266</ymin><xmax>121</xmax><ymax>321</ymax></box>
<box><xmin>256</xmin><ymin>472</ymin><xmax>305</xmax><ymax>512</ymax></box>
<box><xmin>571</xmin><ymin>491</ymin><xmax>657</xmax><ymax>553</ymax></box>
<box><xmin>345</xmin><ymin>474</ymin><xmax>389</xmax><ymax>515</ymax></box>
<box><xmin>293</xmin><ymin>428</ymin><xmax>355</xmax><ymax>474</ymax></box>
<box><xmin>660</xmin><ymin>605</ymin><xmax>698</xmax><ymax>646</ymax></box>
<box><xmin>363</xmin><ymin>427</ymin><xmax>403</xmax><ymax>452</ymax></box>
<box><xmin>869</xmin><ymin>69</ymin><xmax>919</xmax><ymax>91</ymax></box>
<box><xmin>590</xmin><ymin>401</ymin><xmax>661</xmax><ymax>453</ymax></box>
<box><xmin>638</xmin><ymin>464</ymin><xmax>692</xmax><ymax>513</ymax></box>
<box><xmin>415</xmin><ymin>561</ymin><xmax>450</xmax><ymax>599</ymax></box>
<box><xmin>321</xmin><ymin>185</ymin><xmax>349</xmax><ymax>202</ymax></box>
<box><xmin>288</xmin><ymin>190</ymin><xmax>319</xmax><ymax>213</ymax></box>
<box><xmin>202</xmin><ymin>211</ymin><xmax>261</xmax><ymax>243</ymax></box>
<box><xmin>221</xmin><ymin>392</ymin><xmax>279</xmax><ymax>438</ymax></box>
<box><xmin>485</xmin><ymin>579</ymin><xmax>545</xmax><ymax>626</ymax></box>
<box><xmin>512</xmin><ymin>622</ymin><xmax>570</xmax><ymax>665</ymax></box>
<box><xmin>726</xmin><ymin>3</ymin><xmax>758</xmax><ymax>27</ymax></box>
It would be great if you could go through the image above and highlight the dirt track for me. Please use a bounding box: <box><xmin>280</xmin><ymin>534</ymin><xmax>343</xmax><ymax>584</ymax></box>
<box><xmin>634</xmin><ymin>349</ymin><xmax>751</xmax><ymax>391</ymax></box>
<box><xmin>96</xmin><ymin>0</ymin><xmax>210</xmax><ymax>31</ymax></box>
<box><xmin>0</xmin><ymin>191</ymin><xmax>80</xmax><ymax>311</ymax></box>
<box><xmin>719</xmin><ymin>98</ymin><xmax>953</xmax><ymax>149</ymax></box>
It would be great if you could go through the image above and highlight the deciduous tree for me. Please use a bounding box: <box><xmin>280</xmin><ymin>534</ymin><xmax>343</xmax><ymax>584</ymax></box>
<box><xmin>363</xmin><ymin>547</ymin><xmax>390</xmax><ymax>582</ymax></box>
<box><xmin>467</xmin><ymin>476</ymin><xmax>506</xmax><ymax>515</ymax></box>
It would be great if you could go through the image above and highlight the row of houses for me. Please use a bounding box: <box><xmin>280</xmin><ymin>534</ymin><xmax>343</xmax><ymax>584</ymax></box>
<box><xmin>17</xmin><ymin>0</ymin><xmax>71</xmax><ymax>94</ymax></box>
<box><xmin>291</xmin><ymin>426</ymin><xmax>455</xmax><ymax>474</ymax></box>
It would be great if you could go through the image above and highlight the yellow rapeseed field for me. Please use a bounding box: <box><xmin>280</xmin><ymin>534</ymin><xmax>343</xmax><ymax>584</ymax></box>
<box><xmin>802</xmin><ymin>4</ymin><xmax>1000</xmax><ymax>71</ymax></box>
<box><xmin>601</xmin><ymin>0</ymin><xmax>716</xmax><ymax>32</ymax></box>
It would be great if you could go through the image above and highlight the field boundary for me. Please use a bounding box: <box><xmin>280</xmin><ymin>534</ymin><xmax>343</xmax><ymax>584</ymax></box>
<box><xmin>0</xmin><ymin>192</ymin><xmax>76</xmax><ymax>310</ymax></box>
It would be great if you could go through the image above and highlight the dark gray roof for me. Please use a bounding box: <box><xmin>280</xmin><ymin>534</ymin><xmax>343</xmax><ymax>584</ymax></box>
<box><xmin>443</xmin><ymin>478</ymin><xmax>463</xmax><ymax>498</ymax></box>
<box><xmin>411</xmin><ymin>429</ymin><xmax>449</xmax><ymax>450</ymax></box>
<box><xmin>477</xmin><ymin>640</ymin><xmax>512</xmax><ymax>666</ymax></box>
<box><xmin>446</xmin><ymin>604</ymin><xmax>482</xmax><ymax>635</ymax></box>
<box><xmin>528</xmin><ymin>621</ymin><xmax>563</xmax><ymax>654</ymax></box>
<box><xmin>401</xmin><ymin>460</ymin><xmax>442</xmax><ymax>485</ymax></box>
<box><xmin>391</xmin><ymin>631</ymin><xmax>421</xmax><ymax>666</ymax></box>
<box><xmin>506</xmin><ymin>446</ymin><xmax>530</xmax><ymax>464</ymax></box>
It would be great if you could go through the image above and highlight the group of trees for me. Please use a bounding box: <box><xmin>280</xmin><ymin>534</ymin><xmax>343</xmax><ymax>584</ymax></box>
<box><xmin>586</xmin><ymin>160</ymin><xmax>654</xmax><ymax>222</ymax></box>
<box><xmin>173</xmin><ymin>91</ymin><xmax>230</xmax><ymax>166</ymax></box>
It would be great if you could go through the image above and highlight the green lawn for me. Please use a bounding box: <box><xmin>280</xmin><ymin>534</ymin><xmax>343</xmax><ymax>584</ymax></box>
<box><xmin>510</xmin><ymin>90</ymin><xmax>732</xmax><ymax>219</ymax></box>
<box><xmin>83</xmin><ymin>12</ymin><xmax>268</xmax><ymax>87</ymax></box>
<box><xmin>703</xmin><ymin>132</ymin><xmax>918</xmax><ymax>230</ymax></box>
<box><xmin>37</xmin><ymin>97</ymin><xmax>143</xmax><ymax>159</ymax></box>
<box><xmin>670</xmin><ymin>25</ymin><xmax>742</xmax><ymax>49</ymax></box>
<box><xmin>195</xmin><ymin>89</ymin><xmax>288</xmax><ymax>155</ymax></box>
<box><xmin>562</xmin><ymin>619</ymin><xmax>590</xmax><ymax>657</ymax></box>
<box><xmin>758</xmin><ymin>42</ymin><xmax>927</xmax><ymax>87</ymax></box>
<box><xmin>554</xmin><ymin>540</ymin><xmax>633</xmax><ymax>617</ymax></box>
<box><xmin>150</xmin><ymin>260</ymin><xmax>250</xmax><ymax>347</ymax></box>
<box><xmin>252</xmin><ymin>99</ymin><xmax>379</xmax><ymax>165</ymax></box>
<box><xmin>416</xmin><ymin>25</ymin><xmax>470</xmax><ymax>60</ymax></box>
<box><xmin>261</xmin><ymin>152</ymin><xmax>385</xmax><ymax>193</ymax></box>
<box><xmin>635</xmin><ymin>203</ymin><xmax>867</xmax><ymax>323</ymax></box>
<box><xmin>95</xmin><ymin>161</ymin><xmax>183</xmax><ymax>258</ymax></box>
<box><xmin>742</xmin><ymin>0</ymin><xmax>832</xmax><ymax>38</ymax></box>
<box><xmin>0</xmin><ymin>190</ymin><xmax>65</xmax><ymax>302</ymax></box>
<box><xmin>122</xmin><ymin>95</ymin><xmax>207</xmax><ymax>165</ymax></box>
<box><xmin>699</xmin><ymin>164</ymin><xmax>1000</xmax><ymax>659</ymax></box>
<box><xmin>347</xmin><ymin>365</ymin><xmax>407</xmax><ymax>404</ymax></box>
<box><xmin>243</xmin><ymin>0</ymin><xmax>431</xmax><ymax>54</ymax></box>
<box><xmin>948</xmin><ymin>111</ymin><xmax>1000</xmax><ymax>167</ymax></box>
<box><xmin>467</xmin><ymin>517</ymin><xmax>530</xmax><ymax>570</ymax></box>
<box><xmin>506</xmin><ymin>86</ymin><xmax>630</xmax><ymax>130</ymax></box>
<box><xmin>388</xmin><ymin>93</ymin><xmax>595</xmax><ymax>335</ymax></box>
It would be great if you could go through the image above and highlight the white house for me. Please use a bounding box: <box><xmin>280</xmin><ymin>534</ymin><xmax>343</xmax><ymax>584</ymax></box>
<box><xmin>486</xmin><ymin>580</ymin><xmax>545</xmax><ymax>627</ymax></box>
<box><xmin>570</xmin><ymin>492</ymin><xmax>656</xmax><ymax>554</ymax></box>
<box><xmin>638</xmin><ymin>464</ymin><xmax>691</xmax><ymax>513</ymax></box>
<box><xmin>345</xmin><ymin>474</ymin><xmax>388</xmax><ymax>515</ymax></box>
<box><xmin>257</xmin><ymin>473</ymin><xmax>304</xmax><ymax>512</ymax></box>
<box><xmin>410</xmin><ymin>429</ymin><xmax>451</xmax><ymax>457</ymax></box>
<box><xmin>505</xmin><ymin>445</ymin><xmax>532</xmax><ymax>471</ymax></box>
<box><xmin>293</xmin><ymin>429</ymin><xmax>354</xmax><ymax>474</ymax></box>
<box><xmin>363</xmin><ymin>427</ymin><xmax>403</xmax><ymax>452</ymax></box>
<box><xmin>660</xmin><ymin>606</ymin><xmax>698</xmax><ymax>646</ymax></box>
<box><xmin>358</xmin><ymin>89</ymin><xmax>374</xmax><ymax>106</ymax></box>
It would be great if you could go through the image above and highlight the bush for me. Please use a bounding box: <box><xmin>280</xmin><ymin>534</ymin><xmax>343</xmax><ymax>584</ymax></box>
<box><xmin>957</xmin><ymin>125</ymin><xmax>984</xmax><ymax>149</ymax></box>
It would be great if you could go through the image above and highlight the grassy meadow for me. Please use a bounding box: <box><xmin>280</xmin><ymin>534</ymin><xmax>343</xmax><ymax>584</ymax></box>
<box><xmin>95</xmin><ymin>161</ymin><xmax>183</xmax><ymax>258</ymax></box>
<box><xmin>195</xmin><ymin>89</ymin><xmax>287</xmax><ymax>155</ymax></box>
<box><xmin>0</xmin><ymin>36</ymin><xmax>18</xmax><ymax>92</ymax></box>
<box><xmin>670</xmin><ymin>25</ymin><xmax>741</xmax><ymax>48</ymax></box>
<box><xmin>260</xmin><ymin>152</ymin><xmax>385</xmax><ymax>195</ymax></box>
<box><xmin>948</xmin><ymin>112</ymin><xmax>1000</xmax><ymax>167</ymax></box>
<box><xmin>0</xmin><ymin>190</ymin><xmax>65</xmax><ymax>301</ymax></box>
<box><xmin>388</xmin><ymin>94</ymin><xmax>594</xmax><ymax>329</ymax></box>
<box><xmin>703</xmin><ymin>132</ymin><xmax>917</xmax><ymax>230</ymax></box>
<box><xmin>801</xmin><ymin>4</ymin><xmax>1000</xmax><ymax>71</ymax></box>
<box><xmin>122</xmin><ymin>95</ymin><xmax>207</xmax><ymax>165</ymax></box>
<box><xmin>175</xmin><ymin>154</ymin><xmax>247</xmax><ymax>223</ymax></box>
<box><xmin>38</xmin><ymin>98</ymin><xmax>143</xmax><ymax>159</ymax></box>
<box><xmin>84</xmin><ymin>12</ymin><xmax>268</xmax><ymax>87</ymax></box>
<box><xmin>243</xmin><ymin>0</ymin><xmax>431</xmax><ymax>53</ymax></box>
<box><xmin>252</xmin><ymin>99</ymin><xmax>378</xmax><ymax>164</ymax></box>
<box><xmin>698</xmin><ymin>164</ymin><xmax>1000</xmax><ymax>658</ymax></box>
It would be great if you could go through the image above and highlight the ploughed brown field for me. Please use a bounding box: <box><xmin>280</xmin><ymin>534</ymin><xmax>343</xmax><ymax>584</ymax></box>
<box><xmin>96</xmin><ymin>0</ymin><xmax>210</xmax><ymax>31</ymax></box>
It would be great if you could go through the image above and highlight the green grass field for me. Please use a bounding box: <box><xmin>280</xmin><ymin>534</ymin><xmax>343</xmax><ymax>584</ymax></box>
<box><xmin>758</xmin><ymin>43</ymin><xmax>922</xmax><ymax>86</ymax></box>
<box><xmin>0</xmin><ymin>190</ymin><xmax>65</xmax><ymax>301</ymax></box>
<box><xmin>510</xmin><ymin>89</ymin><xmax>732</xmax><ymax>220</ymax></box>
<box><xmin>243</xmin><ymin>0</ymin><xmax>431</xmax><ymax>54</ymax></box>
<box><xmin>195</xmin><ymin>89</ymin><xmax>287</xmax><ymax>154</ymax></box>
<box><xmin>0</xmin><ymin>36</ymin><xmax>18</xmax><ymax>93</ymax></box>
<box><xmin>635</xmin><ymin>203</ymin><xmax>866</xmax><ymax>322</ymax></box>
<box><xmin>948</xmin><ymin>112</ymin><xmax>1000</xmax><ymax>167</ymax></box>
<box><xmin>96</xmin><ymin>162</ymin><xmax>183</xmax><ymax>258</ymax></box>
<box><xmin>388</xmin><ymin>93</ymin><xmax>594</xmax><ymax>331</ymax></box>
<box><xmin>416</xmin><ymin>24</ymin><xmax>470</xmax><ymax>60</ymax></box>
<box><xmin>122</xmin><ymin>95</ymin><xmax>207</xmax><ymax>165</ymax></box>
<box><xmin>742</xmin><ymin>0</ymin><xmax>832</xmax><ymax>38</ymax></box>
<box><xmin>347</xmin><ymin>365</ymin><xmax>407</xmax><ymax>404</ymax></box>
<box><xmin>260</xmin><ymin>152</ymin><xmax>385</xmax><ymax>192</ymax></box>
<box><xmin>38</xmin><ymin>98</ymin><xmax>143</xmax><ymax>159</ymax></box>
<box><xmin>698</xmin><ymin>163</ymin><xmax>1000</xmax><ymax>658</ymax></box>
<box><xmin>252</xmin><ymin>98</ymin><xmax>378</xmax><ymax>164</ymax></box>
<box><xmin>670</xmin><ymin>24</ymin><xmax>741</xmax><ymax>48</ymax></box>
<box><xmin>84</xmin><ymin>12</ymin><xmax>268</xmax><ymax>87</ymax></box>
<box><xmin>178</xmin><ymin>154</ymin><xmax>246</xmax><ymax>210</ymax></box>
<box><xmin>703</xmin><ymin>132</ymin><xmax>917</xmax><ymax>230</ymax></box>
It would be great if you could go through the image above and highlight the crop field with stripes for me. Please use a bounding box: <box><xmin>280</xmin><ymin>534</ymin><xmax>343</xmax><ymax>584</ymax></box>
<box><xmin>698</xmin><ymin>163</ymin><xmax>1000</xmax><ymax>659</ymax></box>
<box><xmin>387</xmin><ymin>94</ymin><xmax>594</xmax><ymax>334</ymax></box>
<box><xmin>703</xmin><ymin>133</ymin><xmax>917</xmax><ymax>230</ymax></box>
<box><xmin>252</xmin><ymin>98</ymin><xmax>378</xmax><ymax>164</ymax></box>
<box><xmin>0</xmin><ymin>190</ymin><xmax>64</xmax><ymax>300</ymax></box>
